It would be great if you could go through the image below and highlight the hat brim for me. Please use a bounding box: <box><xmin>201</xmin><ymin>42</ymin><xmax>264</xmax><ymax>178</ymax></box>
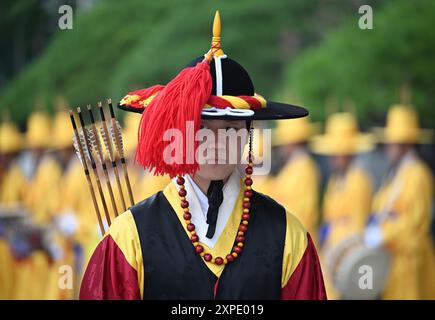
<box><xmin>272</xmin><ymin>122</ymin><xmax>321</xmax><ymax>147</ymax></box>
<box><xmin>372</xmin><ymin>127</ymin><xmax>434</xmax><ymax>144</ymax></box>
<box><xmin>118</xmin><ymin>101</ymin><xmax>308</xmax><ymax>121</ymax></box>
<box><xmin>310</xmin><ymin>133</ymin><xmax>375</xmax><ymax>155</ymax></box>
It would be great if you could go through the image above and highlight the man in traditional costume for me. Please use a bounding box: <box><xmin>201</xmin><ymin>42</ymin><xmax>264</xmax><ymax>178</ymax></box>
<box><xmin>80</xmin><ymin>11</ymin><xmax>326</xmax><ymax>300</ymax></box>
<box><xmin>0</xmin><ymin>120</ymin><xmax>26</xmax><ymax>299</ymax></box>
<box><xmin>366</xmin><ymin>104</ymin><xmax>435</xmax><ymax>299</ymax></box>
<box><xmin>265</xmin><ymin>117</ymin><xmax>320</xmax><ymax>240</ymax></box>
<box><xmin>311</xmin><ymin>112</ymin><xmax>374</xmax><ymax>299</ymax></box>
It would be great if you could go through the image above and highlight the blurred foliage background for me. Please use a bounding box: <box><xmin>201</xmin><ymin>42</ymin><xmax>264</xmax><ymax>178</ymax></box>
<box><xmin>0</xmin><ymin>0</ymin><xmax>434</xmax><ymax>129</ymax></box>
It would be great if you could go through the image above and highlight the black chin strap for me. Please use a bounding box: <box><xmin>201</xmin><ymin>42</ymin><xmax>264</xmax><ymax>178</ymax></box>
<box><xmin>205</xmin><ymin>180</ymin><xmax>224</xmax><ymax>239</ymax></box>
<box><xmin>205</xmin><ymin>120</ymin><xmax>253</xmax><ymax>239</ymax></box>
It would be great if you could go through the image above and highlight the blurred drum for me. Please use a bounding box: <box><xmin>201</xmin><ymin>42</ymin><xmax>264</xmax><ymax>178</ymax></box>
<box><xmin>325</xmin><ymin>234</ymin><xmax>390</xmax><ymax>300</ymax></box>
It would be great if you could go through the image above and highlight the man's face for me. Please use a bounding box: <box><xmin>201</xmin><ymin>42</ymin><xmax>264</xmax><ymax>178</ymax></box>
<box><xmin>279</xmin><ymin>143</ymin><xmax>302</xmax><ymax>160</ymax></box>
<box><xmin>330</xmin><ymin>154</ymin><xmax>352</xmax><ymax>173</ymax></box>
<box><xmin>385</xmin><ymin>143</ymin><xmax>410</xmax><ymax>165</ymax></box>
<box><xmin>195</xmin><ymin>119</ymin><xmax>247</xmax><ymax>181</ymax></box>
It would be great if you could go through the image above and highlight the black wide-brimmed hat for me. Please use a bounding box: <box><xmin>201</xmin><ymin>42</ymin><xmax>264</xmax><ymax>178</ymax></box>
<box><xmin>118</xmin><ymin>12</ymin><xmax>307</xmax><ymax>121</ymax></box>
<box><xmin>117</xmin><ymin>11</ymin><xmax>309</xmax><ymax>177</ymax></box>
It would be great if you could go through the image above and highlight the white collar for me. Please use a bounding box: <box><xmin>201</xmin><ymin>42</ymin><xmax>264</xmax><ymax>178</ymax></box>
<box><xmin>186</xmin><ymin>174</ymin><xmax>209</xmax><ymax>218</ymax></box>
<box><xmin>173</xmin><ymin>169</ymin><xmax>241</xmax><ymax>248</ymax></box>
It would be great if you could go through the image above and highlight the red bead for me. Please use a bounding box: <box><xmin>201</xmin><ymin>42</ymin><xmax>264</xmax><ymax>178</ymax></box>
<box><xmin>244</xmin><ymin>190</ymin><xmax>253</xmax><ymax>198</ymax></box>
<box><xmin>243</xmin><ymin>202</ymin><xmax>251</xmax><ymax>209</ymax></box>
<box><xmin>181</xmin><ymin>200</ymin><xmax>189</xmax><ymax>208</ymax></box>
<box><xmin>244</xmin><ymin>178</ymin><xmax>253</xmax><ymax>186</ymax></box>
<box><xmin>226</xmin><ymin>254</ymin><xmax>234</xmax><ymax>263</ymax></box>
<box><xmin>183</xmin><ymin>212</ymin><xmax>191</xmax><ymax>220</ymax></box>
<box><xmin>178</xmin><ymin>189</ymin><xmax>187</xmax><ymax>197</ymax></box>
<box><xmin>239</xmin><ymin>224</ymin><xmax>248</xmax><ymax>232</ymax></box>
<box><xmin>176</xmin><ymin>176</ymin><xmax>185</xmax><ymax>185</ymax></box>
<box><xmin>242</xmin><ymin>213</ymin><xmax>250</xmax><ymax>220</ymax></box>
<box><xmin>236</xmin><ymin>236</ymin><xmax>245</xmax><ymax>243</ymax></box>
<box><xmin>195</xmin><ymin>245</ymin><xmax>204</xmax><ymax>253</ymax></box>
<box><xmin>233</xmin><ymin>246</ymin><xmax>243</xmax><ymax>254</ymax></box>
<box><xmin>204</xmin><ymin>253</ymin><xmax>212</xmax><ymax>261</ymax></box>
<box><xmin>215</xmin><ymin>257</ymin><xmax>224</xmax><ymax>265</ymax></box>
<box><xmin>187</xmin><ymin>223</ymin><xmax>195</xmax><ymax>231</ymax></box>
<box><xmin>245</xmin><ymin>166</ymin><xmax>253</xmax><ymax>174</ymax></box>
<box><xmin>191</xmin><ymin>234</ymin><xmax>199</xmax><ymax>242</ymax></box>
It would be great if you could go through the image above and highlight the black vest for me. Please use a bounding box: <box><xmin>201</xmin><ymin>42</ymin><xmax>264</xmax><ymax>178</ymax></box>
<box><xmin>130</xmin><ymin>190</ymin><xmax>286</xmax><ymax>299</ymax></box>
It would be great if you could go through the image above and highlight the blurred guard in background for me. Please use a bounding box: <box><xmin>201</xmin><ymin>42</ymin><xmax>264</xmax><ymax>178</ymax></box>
<box><xmin>0</xmin><ymin>120</ymin><xmax>25</xmax><ymax>299</ymax></box>
<box><xmin>266</xmin><ymin>117</ymin><xmax>320</xmax><ymax>240</ymax></box>
<box><xmin>12</xmin><ymin>109</ymin><xmax>63</xmax><ymax>299</ymax></box>
<box><xmin>311</xmin><ymin>112</ymin><xmax>374</xmax><ymax>299</ymax></box>
<box><xmin>23</xmin><ymin>110</ymin><xmax>62</xmax><ymax>224</ymax></box>
<box><xmin>366</xmin><ymin>104</ymin><xmax>435</xmax><ymax>299</ymax></box>
<box><xmin>122</xmin><ymin>112</ymin><xmax>170</xmax><ymax>202</ymax></box>
<box><xmin>49</xmin><ymin>100</ymin><xmax>98</xmax><ymax>299</ymax></box>
<box><xmin>0</xmin><ymin>120</ymin><xmax>26</xmax><ymax>206</ymax></box>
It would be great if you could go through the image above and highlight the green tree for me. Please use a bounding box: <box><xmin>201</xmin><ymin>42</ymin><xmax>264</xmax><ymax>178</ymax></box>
<box><xmin>281</xmin><ymin>0</ymin><xmax>435</xmax><ymax>127</ymax></box>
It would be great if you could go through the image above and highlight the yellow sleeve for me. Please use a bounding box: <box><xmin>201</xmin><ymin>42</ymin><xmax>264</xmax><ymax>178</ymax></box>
<box><xmin>281</xmin><ymin>210</ymin><xmax>308</xmax><ymax>287</ymax></box>
<box><xmin>379</xmin><ymin>163</ymin><xmax>433</xmax><ymax>245</ymax></box>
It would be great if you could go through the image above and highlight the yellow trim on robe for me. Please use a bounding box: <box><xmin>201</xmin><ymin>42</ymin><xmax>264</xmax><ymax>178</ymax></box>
<box><xmin>163</xmin><ymin>180</ymin><xmax>244</xmax><ymax>277</ymax></box>
<box><xmin>103</xmin><ymin>211</ymin><xmax>144</xmax><ymax>299</ymax></box>
<box><xmin>281</xmin><ymin>210</ymin><xmax>308</xmax><ymax>288</ymax></box>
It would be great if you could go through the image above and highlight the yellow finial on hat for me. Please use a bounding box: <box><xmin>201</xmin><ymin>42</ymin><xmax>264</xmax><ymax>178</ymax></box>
<box><xmin>399</xmin><ymin>83</ymin><xmax>411</xmax><ymax>106</ymax></box>
<box><xmin>205</xmin><ymin>10</ymin><xmax>225</xmax><ymax>60</ymax></box>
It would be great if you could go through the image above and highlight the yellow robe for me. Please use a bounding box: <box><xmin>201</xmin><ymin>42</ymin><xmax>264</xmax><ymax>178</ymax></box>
<box><xmin>24</xmin><ymin>156</ymin><xmax>63</xmax><ymax>224</ymax></box>
<box><xmin>321</xmin><ymin>165</ymin><xmax>373</xmax><ymax>299</ymax></box>
<box><xmin>0</xmin><ymin>163</ymin><xmax>27</xmax><ymax>299</ymax></box>
<box><xmin>0</xmin><ymin>163</ymin><xmax>27</xmax><ymax>206</ymax></box>
<box><xmin>49</xmin><ymin>159</ymin><xmax>99</xmax><ymax>299</ymax></box>
<box><xmin>12</xmin><ymin>250</ymin><xmax>51</xmax><ymax>300</ymax></box>
<box><xmin>266</xmin><ymin>151</ymin><xmax>320</xmax><ymax>237</ymax></box>
<box><xmin>372</xmin><ymin>154</ymin><xmax>435</xmax><ymax>299</ymax></box>
<box><xmin>322</xmin><ymin>166</ymin><xmax>373</xmax><ymax>247</ymax></box>
<box><xmin>0</xmin><ymin>239</ymin><xmax>14</xmax><ymax>299</ymax></box>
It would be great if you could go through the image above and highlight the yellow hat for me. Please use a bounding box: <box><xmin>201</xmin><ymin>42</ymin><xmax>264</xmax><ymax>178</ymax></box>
<box><xmin>272</xmin><ymin>117</ymin><xmax>319</xmax><ymax>147</ymax></box>
<box><xmin>311</xmin><ymin>112</ymin><xmax>374</xmax><ymax>155</ymax></box>
<box><xmin>52</xmin><ymin>110</ymin><xmax>73</xmax><ymax>149</ymax></box>
<box><xmin>26</xmin><ymin>111</ymin><xmax>52</xmax><ymax>149</ymax></box>
<box><xmin>122</xmin><ymin>113</ymin><xmax>141</xmax><ymax>157</ymax></box>
<box><xmin>0</xmin><ymin>122</ymin><xmax>23</xmax><ymax>154</ymax></box>
<box><xmin>374</xmin><ymin>104</ymin><xmax>433</xmax><ymax>144</ymax></box>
